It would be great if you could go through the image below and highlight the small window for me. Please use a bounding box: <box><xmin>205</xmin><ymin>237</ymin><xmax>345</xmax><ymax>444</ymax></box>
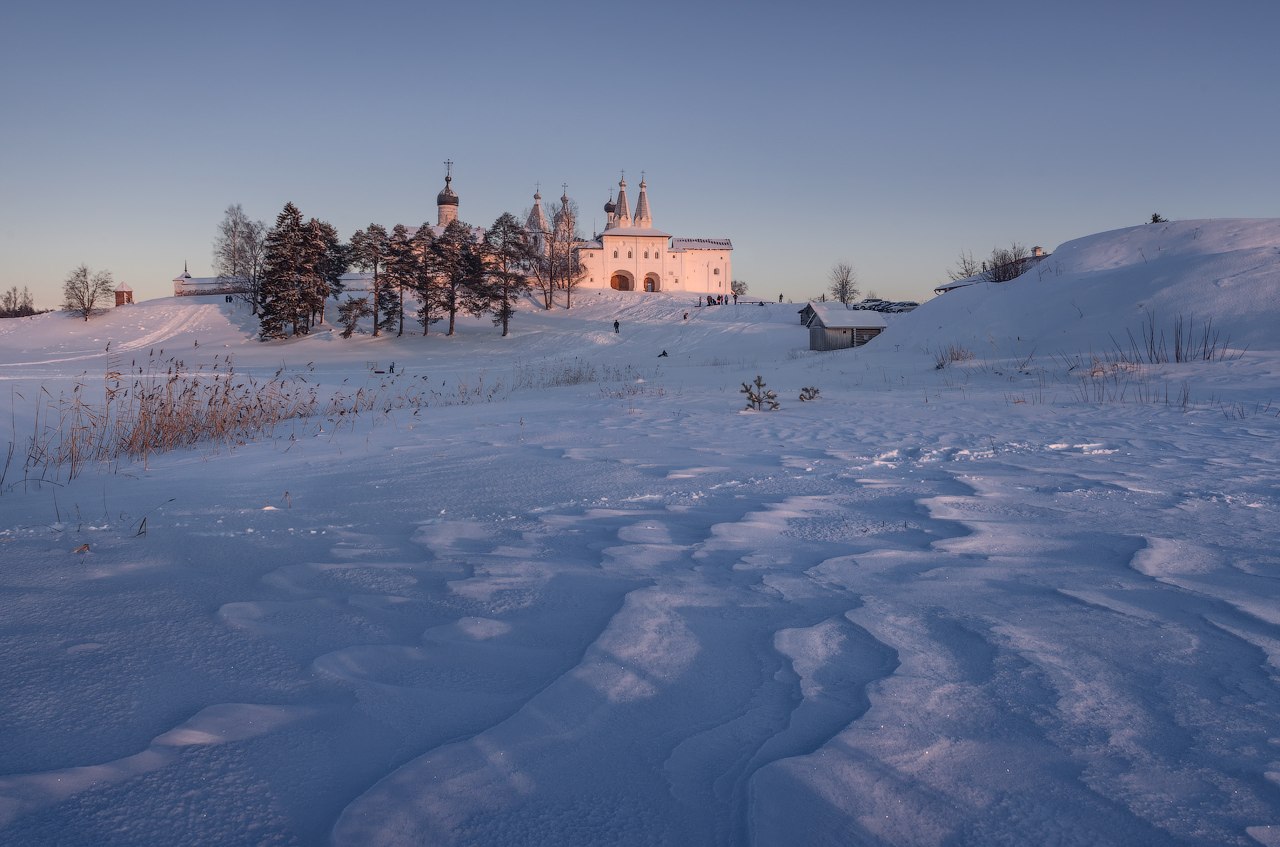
<box><xmin>644</xmin><ymin>251</ymin><xmax>649</xmax><ymax>259</ymax></box>
<box><xmin>713</xmin><ymin>268</ymin><xmax>720</xmax><ymax>275</ymax></box>
<box><xmin>628</xmin><ymin>250</ymin><xmax>632</xmax><ymax>258</ymax></box>
<box><xmin>613</xmin><ymin>250</ymin><xmax>618</xmax><ymax>258</ymax></box>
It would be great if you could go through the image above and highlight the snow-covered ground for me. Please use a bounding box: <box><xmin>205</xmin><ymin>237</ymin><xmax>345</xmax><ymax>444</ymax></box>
<box><xmin>1</xmin><ymin>219</ymin><xmax>1278</xmax><ymax>846</ymax></box>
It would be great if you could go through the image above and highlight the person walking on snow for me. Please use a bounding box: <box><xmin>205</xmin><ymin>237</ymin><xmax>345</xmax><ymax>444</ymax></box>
<box><xmin>613</xmin><ymin>320</ymin><xmax>620</xmax><ymax>333</ymax></box>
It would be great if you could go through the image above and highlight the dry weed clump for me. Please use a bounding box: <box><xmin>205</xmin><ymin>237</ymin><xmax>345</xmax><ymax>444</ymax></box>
<box><xmin>22</xmin><ymin>352</ymin><xmax>322</xmax><ymax>481</ymax></box>
<box><xmin>932</xmin><ymin>344</ymin><xmax>975</xmax><ymax>369</ymax></box>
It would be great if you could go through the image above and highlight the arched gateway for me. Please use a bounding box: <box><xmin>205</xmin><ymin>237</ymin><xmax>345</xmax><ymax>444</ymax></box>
<box><xmin>610</xmin><ymin>271</ymin><xmax>635</xmax><ymax>291</ymax></box>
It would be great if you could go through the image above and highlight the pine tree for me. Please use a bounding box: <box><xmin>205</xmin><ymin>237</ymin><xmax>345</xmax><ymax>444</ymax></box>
<box><xmin>349</xmin><ymin>224</ymin><xmax>390</xmax><ymax>337</ymax></box>
<box><xmin>384</xmin><ymin>224</ymin><xmax>415</xmax><ymax>336</ymax></box>
<box><xmin>430</xmin><ymin>219</ymin><xmax>483</xmax><ymax>336</ymax></box>
<box><xmin>302</xmin><ymin>218</ymin><xmax>346</xmax><ymax>329</ymax></box>
<box><xmin>740</xmin><ymin>375</ymin><xmax>780</xmax><ymax>411</ymax></box>
<box><xmin>337</xmin><ymin>297</ymin><xmax>372</xmax><ymax>338</ymax></box>
<box><xmin>411</xmin><ymin>223</ymin><xmax>440</xmax><ymax>334</ymax></box>
<box><xmin>482</xmin><ymin>212</ymin><xmax>535</xmax><ymax>337</ymax></box>
<box><xmin>258</xmin><ymin>202</ymin><xmax>307</xmax><ymax>339</ymax></box>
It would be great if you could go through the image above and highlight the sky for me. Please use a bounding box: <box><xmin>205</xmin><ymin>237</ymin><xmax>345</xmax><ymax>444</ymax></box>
<box><xmin>3</xmin><ymin>0</ymin><xmax>1278</xmax><ymax>308</ymax></box>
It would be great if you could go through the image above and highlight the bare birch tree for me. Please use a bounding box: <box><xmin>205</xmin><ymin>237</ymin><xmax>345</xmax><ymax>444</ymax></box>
<box><xmin>548</xmin><ymin>195</ymin><xmax>586</xmax><ymax>308</ymax></box>
<box><xmin>828</xmin><ymin>262</ymin><xmax>859</xmax><ymax>305</ymax></box>
<box><xmin>947</xmin><ymin>250</ymin><xmax>982</xmax><ymax>281</ymax></box>
<box><xmin>213</xmin><ymin>204</ymin><xmax>266</xmax><ymax>312</ymax></box>
<box><xmin>62</xmin><ymin>265</ymin><xmax>115</xmax><ymax>321</ymax></box>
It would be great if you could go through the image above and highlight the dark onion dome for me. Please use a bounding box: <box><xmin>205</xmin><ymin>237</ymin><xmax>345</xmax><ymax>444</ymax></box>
<box><xmin>437</xmin><ymin>175</ymin><xmax>459</xmax><ymax>206</ymax></box>
<box><xmin>604</xmin><ymin>197</ymin><xmax>616</xmax><ymax>213</ymax></box>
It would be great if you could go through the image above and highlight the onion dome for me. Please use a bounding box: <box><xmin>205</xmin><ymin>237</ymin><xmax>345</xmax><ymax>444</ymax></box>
<box><xmin>437</xmin><ymin>173</ymin><xmax>459</xmax><ymax>207</ymax></box>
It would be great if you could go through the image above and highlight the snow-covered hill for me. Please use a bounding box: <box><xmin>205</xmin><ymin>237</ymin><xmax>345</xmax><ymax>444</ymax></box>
<box><xmin>891</xmin><ymin>218</ymin><xmax>1280</xmax><ymax>356</ymax></box>
<box><xmin>1</xmin><ymin>220</ymin><xmax>1279</xmax><ymax>846</ymax></box>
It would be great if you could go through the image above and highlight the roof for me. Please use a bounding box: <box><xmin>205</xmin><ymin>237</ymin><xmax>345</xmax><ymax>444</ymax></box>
<box><xmin>174</xmin><ymin>275</ymin><xmax>246</xmax><ymax>287</ymax></box>
<box><xmin>614</xmin><ymin>180</ymin><xmax>630</xmax><ymax>221</ymax></box>
<box><xmin>437</xmin><ymin>174</ymin><xmax>458</xmax><ymax>206</ymax></box>
<box><xmin>933</xmin><ymin>277</ymin><xmax>982</xmax><ymax>293</ymax></box>
<box><xmin>526</xmin><ymin>195</ymin><xmax>549</xmax><ymax>232</ymax></box>
<box><xmin>671</xmin><ymin>238</ymin><xmax>732</xmax><ymax>251</ymax></box>
<box><xmin>600</xmin><ymin>226</ymin><xmax>671</xmax><ymax>238</ymax></box>
<box><xmin>802</xmin><ymin>302</ymin><xmax>888</xmax><ymax>329</ymax></box>
<box><xmin>633</xmin><ymin>180</ymin><xmax>651</xmax><ymax>224</ymax></box>
<box><xmin>115</xmin><ymin>282</ymin><xmax>133</xmax><ymax>291</ymax></box>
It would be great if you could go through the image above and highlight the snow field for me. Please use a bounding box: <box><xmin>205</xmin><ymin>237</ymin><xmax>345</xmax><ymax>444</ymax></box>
<box><xmin>0</xmin><ymin>219</ymin><xmax>1278</xmax><ymax>845</ymax></box>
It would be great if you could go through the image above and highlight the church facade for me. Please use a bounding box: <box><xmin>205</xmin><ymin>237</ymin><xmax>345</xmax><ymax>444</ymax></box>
<box><xmin>561</xmin><ymin>175</ymin><xmax>732</xmax><ymax>295</ymax></box>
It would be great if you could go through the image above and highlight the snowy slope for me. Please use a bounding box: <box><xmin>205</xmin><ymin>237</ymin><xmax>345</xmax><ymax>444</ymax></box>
<box><xmin>889</xmin><ymin>218</ymin><xmax>1280</xmax><ymax>356</ymax></box>
<box><xmin>1</xmin><ymin>219</ymin><xmax>1279</xmax><ymax>846</ymax></box>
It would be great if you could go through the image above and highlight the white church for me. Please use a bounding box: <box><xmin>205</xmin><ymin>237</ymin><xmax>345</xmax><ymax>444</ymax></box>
<box><xmin>527</xmin><ymin>173</ymin><xmax>733</xmax><ymax>296</ymax></box>
<box><xmin>175</xmin><ymin>167</ymin><xmax>732</xmax><ymax>297</ymax></box>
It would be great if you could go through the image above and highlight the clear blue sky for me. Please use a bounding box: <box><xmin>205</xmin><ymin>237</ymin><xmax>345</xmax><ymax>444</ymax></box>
<box><xmin>3</xmin><ymin>0</ymin><xmax>1277</xmax><ymax>307</ymax></box>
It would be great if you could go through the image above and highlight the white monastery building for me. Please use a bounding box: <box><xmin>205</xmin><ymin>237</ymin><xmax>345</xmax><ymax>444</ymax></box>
<box><xmin>570</xmin><ymin>174</ymin><xmax>732</xmax><ymax>295</ymax></box>
<box><xmin>173</xmin><ymin>167</ymin><xmax>732</xmax><ymax>297</ymax></box>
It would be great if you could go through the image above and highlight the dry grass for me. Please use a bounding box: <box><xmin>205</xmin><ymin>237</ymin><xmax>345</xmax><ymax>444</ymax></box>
<box><xmin>932</xmin><ymin>344</ymin><xmax>975</xmax><ymax>369</ymax></box>
<box><xmin>22</xmin><ymin>352</ymin><xmax>323</xmax><ymax>482</ymax></box>
<box><xmin>12</xmin><ymin>353</ymin><xmax>661</xmax><ymax>484</ymax></box>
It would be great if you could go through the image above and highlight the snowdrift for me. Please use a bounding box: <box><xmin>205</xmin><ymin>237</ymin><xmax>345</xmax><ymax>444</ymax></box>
<box><xmin>885</xmin><ymin>218</ymin><xmax>1280</xmax><ymax>356</ymax></box>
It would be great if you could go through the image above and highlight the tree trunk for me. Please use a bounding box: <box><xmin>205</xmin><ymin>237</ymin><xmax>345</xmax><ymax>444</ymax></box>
<box><xmin>371</xmin><ymin>267</ymin><xmax>380</xmax><ymax>337</ymax></box>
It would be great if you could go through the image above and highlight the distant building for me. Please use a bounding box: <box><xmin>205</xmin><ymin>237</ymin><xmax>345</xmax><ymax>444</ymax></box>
<box><xmin>800</xmin><ymin>302</ymin><xmax>887</xmax><ymax>351</ymax></box>
<box><xmin>173</xmin><ymin>262</ymin><xmax>249</xmax><ymax>297</ymax></box>
<box><xmin>114</xmin><ymin>282</ymin><xmax>133</xmax><ymax>306</ymax></box>
<box><xmin>570</xmin><ymin>175</ymin><xmax>732</xmax><ymax>295</ymax></box>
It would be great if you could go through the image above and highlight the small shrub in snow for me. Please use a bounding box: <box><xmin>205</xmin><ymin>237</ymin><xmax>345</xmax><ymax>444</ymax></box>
<box><xmin>932</xmin><ymin>344</ymin><xmax>974</xmax><ymax>369</ymax></box>
<box><xmin>741</xmin><ymin>375</ymin><xmax>780</xmax><ymax>411</ymax></box>
<box><xmin>799</xmin><ymin>386</ymin><xmax>821</xmax><ymax>402</ymax></box>
<box><xmin>1111</xmin><ymin>310</ymin><xmax>1239</xmax><ymax>364</ymax></box>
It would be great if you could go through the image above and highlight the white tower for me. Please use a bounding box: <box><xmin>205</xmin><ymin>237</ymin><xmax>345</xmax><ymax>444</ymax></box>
<box><xmin>526</xmin><ymin>186</ymin><xmax>549</xmax><ymax>255</ymax></box>
<box><xmin>633</xmin><ymin>174</ymin><xmax>652</xmax><ymax>228</ymax></box>
<box><xmin>613</xmin><ymin>175</ymin><xmax>631</xmax><ymax>229</ymax></box>
<box><xmin>437</xmin><ymin>160</ymin><xmax>459</xmax><ymax>227</ymax></box>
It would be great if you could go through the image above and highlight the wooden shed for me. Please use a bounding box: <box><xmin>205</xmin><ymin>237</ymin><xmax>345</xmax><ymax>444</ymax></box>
<box><xmin>801</xmin><ymin>302</ymin><xmax>887</xmax><ymax>351</ymax></box>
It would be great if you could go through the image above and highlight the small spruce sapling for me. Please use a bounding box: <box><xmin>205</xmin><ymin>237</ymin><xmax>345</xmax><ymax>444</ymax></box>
<box><xmin>799</xmin><ymin>386</ymin><xmax>820</xmax><ymax>402</ymax></box>
<box><xmin>741</xmin><ymin>375</ymin><xmax>780</xmax><ymax>411</ymax></box>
